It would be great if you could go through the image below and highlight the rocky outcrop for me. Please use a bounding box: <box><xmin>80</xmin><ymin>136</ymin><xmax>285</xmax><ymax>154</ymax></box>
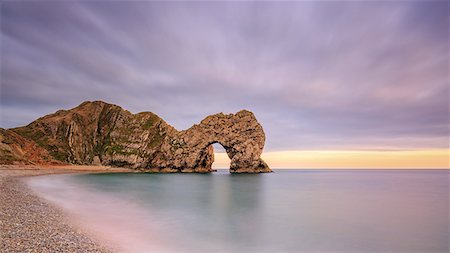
<box><xmin>156</xmin><ymin>111</ymin><xmax>270</xmax><ymax>173</ymax></box>
<box><xmin>0</xmin><ymin>129</ymin><xmax>63</xmax><ymax>165</ymax></box>
<box><xmin>9</xmin><ymin>101</ymin><xmax>271</xmax><ymax>173</ymax></box>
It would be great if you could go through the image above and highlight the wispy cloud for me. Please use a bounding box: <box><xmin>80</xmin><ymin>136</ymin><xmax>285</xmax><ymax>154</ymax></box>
<box><xmin>1</xmin><ymin>1</ymin><xmax>448</xmax><ymax>151</ymax></box>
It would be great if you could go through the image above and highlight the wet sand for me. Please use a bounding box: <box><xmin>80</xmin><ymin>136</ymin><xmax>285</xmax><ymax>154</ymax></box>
<box><xmin>0</xmin><ymin>165</ymin><xmax>131</xmax><ymax>252</ymax></box>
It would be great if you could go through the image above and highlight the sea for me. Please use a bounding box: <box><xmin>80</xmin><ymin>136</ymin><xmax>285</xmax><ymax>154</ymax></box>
<box><xmin>27</xmin><ymin>169</ymin><xmax>449</xmax><ymax>253</ymax></box>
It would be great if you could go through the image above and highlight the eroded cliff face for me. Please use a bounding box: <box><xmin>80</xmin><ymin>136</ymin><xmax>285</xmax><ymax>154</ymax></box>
<box><xmin>0</xmin><ymin>129</ymin><xmax>62</xmax><ymax>165</ymax></box>
<box><xmin>10</xmin><ymin>101</ymin><xmax>271</xmax><ymax>173</ymax></box>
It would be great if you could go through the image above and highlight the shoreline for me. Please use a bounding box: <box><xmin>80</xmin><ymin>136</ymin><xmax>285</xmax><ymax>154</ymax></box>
<box><xmin>0</xmin><ymin>165</ymin><xmax>131</xmax><ymax>252</ymax></box>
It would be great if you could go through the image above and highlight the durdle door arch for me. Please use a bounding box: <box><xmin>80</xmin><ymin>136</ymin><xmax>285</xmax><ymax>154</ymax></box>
<box><xmin>147</xmin><ymin>110</ymin><xmax>272</xmax><ymax>173</ymax></box>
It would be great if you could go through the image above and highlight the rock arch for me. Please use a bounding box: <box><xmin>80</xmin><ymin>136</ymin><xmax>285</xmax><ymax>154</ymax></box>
<box><xmin>148</xmin><ymin>110</ymin><xmax>272</xmax><ymax>173</ymax></box>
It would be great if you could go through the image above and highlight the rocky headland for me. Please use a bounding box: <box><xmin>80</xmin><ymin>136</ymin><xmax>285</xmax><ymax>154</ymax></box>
<box><xmin>1</xmin><ymin>101</ymin><xmax>271</xmax><ymax>173</ymax></box>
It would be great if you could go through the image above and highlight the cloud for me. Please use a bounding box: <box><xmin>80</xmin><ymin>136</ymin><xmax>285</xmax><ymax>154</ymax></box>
<box><xmin>1</xmin><ymin>1</ymin><xmax>448</xmax><ymax>151</ymax></box>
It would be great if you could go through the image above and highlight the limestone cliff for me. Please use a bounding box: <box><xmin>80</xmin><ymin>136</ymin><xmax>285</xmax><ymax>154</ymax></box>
<box><xmin>8</xmin><ymin>101</ymin><xmax>271</xmax><ymax>173</ymax></box>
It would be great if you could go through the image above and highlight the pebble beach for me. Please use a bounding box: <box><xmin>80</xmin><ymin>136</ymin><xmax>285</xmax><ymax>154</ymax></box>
<box><xmin>0</xmin><ymin>165</ymin><xmax>130</xmax><ymax>252</ymax></box>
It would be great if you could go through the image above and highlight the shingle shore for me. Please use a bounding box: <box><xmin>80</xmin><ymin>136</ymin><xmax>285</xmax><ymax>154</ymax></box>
<box><xmin>0</xmin><ymin>166</ymin><xmax>128</xmax><ymax>252</ymax></box>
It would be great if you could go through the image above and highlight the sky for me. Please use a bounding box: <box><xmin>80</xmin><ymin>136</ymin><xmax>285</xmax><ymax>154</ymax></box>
<box><xmin>1</xmin><ymin>1</ymin><xmax>449</xmax><ymax>168</ymax></box>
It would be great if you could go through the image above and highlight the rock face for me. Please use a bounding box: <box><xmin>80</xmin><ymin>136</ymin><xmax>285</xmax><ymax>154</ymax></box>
<box><xmin>0</xmin><ymin>129</ymin><xmax>62</xmax><ymax>165</ymax></box>
<box><xmin>9</xmin><ymin>101</ymin><xmax>271</xmax><ymax>173</ymax></box>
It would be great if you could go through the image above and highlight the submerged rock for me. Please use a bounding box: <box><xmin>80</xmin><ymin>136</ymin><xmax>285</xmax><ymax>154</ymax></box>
<box><xmin>9</xmin><ymin>101</ymin><xmax>272</xmax><ymax>173</ymax></box>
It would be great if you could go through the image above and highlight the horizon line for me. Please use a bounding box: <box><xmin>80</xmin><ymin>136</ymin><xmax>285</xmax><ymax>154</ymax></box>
<box><xmin>212</xmin><ymin>149</ymin><xmax>450</xmax><ymax>169</ymax></box>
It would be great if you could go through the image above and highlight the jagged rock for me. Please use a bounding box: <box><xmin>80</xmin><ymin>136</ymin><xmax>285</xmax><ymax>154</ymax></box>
<box><xmin>9</xmin><ymin>101</ymin><xmax>271</xmax><ymax>173</ymax></box>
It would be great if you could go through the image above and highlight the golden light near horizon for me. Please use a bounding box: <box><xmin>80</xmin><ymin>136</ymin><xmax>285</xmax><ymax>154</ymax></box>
<box><xmin>212</xmin><ymin>149</ymin><xmax>450</xmax><ymax>169</ymax></box>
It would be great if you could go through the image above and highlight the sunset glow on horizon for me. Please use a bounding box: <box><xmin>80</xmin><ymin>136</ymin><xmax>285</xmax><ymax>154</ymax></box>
<box><xmin>213</xmin><ymin>149</ymin><xmax>450</xmax><ymax>169</ymax></box>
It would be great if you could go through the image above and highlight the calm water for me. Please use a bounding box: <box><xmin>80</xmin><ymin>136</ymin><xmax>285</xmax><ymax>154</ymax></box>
<box><xmin>28</xmin><ymin>170</ymin><xmax>449</xmax><ymax>253</ymax></box>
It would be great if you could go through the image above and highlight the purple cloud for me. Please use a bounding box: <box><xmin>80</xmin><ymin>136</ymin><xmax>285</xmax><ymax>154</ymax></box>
<box><xmin>1</xmin><ymin>1</ymin><xmax>448</xmax><ymax>151</ymax></box>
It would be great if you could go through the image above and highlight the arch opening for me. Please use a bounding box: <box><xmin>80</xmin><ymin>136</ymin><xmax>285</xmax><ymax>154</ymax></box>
<box><xmin>211</xmin><ymin>143</ymin><xmax>231</xmax><ymax>171</ymax></box>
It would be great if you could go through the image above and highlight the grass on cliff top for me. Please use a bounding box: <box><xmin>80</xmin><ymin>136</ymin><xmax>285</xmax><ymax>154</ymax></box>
<box><xmin>142</xmin><ymin>114</ymin><xmax>160</xmax><ymax>130</ymax></box>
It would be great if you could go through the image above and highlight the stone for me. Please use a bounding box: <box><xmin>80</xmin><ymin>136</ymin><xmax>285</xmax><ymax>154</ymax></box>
<box><xmin>8</xmin><ymin>101</ymin><xmax>272</xmax><ymax>173</ymax></box>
